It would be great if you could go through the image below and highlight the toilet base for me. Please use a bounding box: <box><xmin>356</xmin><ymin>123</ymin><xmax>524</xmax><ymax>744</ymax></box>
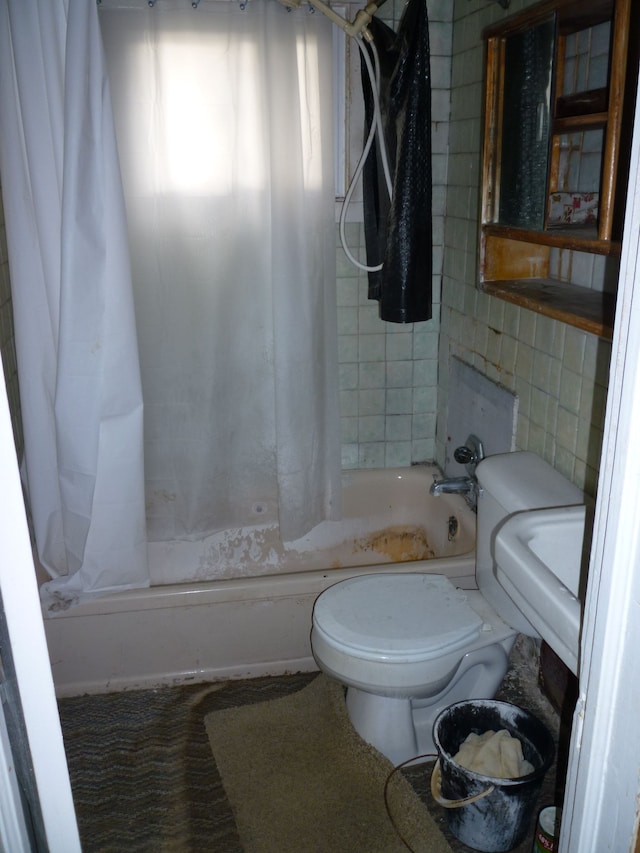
<box><xmin>344</xmin><ymin>642</ymin><xmax>512</xmax><ymax>766</ymax></box>
<box><xmin>346</xmin><ymin>690</ymin><xmax>419</xmax><ymax>767</ymax></box>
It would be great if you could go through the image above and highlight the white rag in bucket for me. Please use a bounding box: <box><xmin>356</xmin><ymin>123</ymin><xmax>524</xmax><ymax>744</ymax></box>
<box><xmin>453</xmin><ymin>730</ymin><xmax>535</xmax><ymax>779</ymax></box>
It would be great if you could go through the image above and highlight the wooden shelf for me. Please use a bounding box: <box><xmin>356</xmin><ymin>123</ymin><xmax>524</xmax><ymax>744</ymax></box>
<box><xmin>555</xmin><ymin>87</ymin><xmax>608</xmax><ymax>118</ymax></box>
<box><xmin>482</xmin><ymin>223</ymin><xmax>621</xmax><ymax>255</ymax></box>
<box><xmin>481</xmin><ymin>278</ymin><xmax>615</xmax><ymax>338</ymax></box>
<box><xmin>553</xmin><ymin>112</ymin><xmax>608</xmax><ymax>133</ymax></box>
<box><xmin>557</xmin><ymin>0</ymin><xmax>613</xmax><ymax>33</ymax></box>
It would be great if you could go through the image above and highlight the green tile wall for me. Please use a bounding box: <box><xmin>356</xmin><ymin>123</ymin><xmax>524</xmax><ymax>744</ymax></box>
<box><xmin>437</xmin><ymin>0</ymin><xmax>613</xmax><ymax>495</ymax></box>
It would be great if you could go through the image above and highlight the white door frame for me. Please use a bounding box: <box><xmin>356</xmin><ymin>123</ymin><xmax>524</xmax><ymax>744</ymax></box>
<box><xmin>0</xmin><ymin>358</ymin><xmax>80</xmax><ymax>849</ymax></box>
<box><xmin>561</xmin><ymin>61</ymin><xmax>640</xmax><ymax>852</ymax></box>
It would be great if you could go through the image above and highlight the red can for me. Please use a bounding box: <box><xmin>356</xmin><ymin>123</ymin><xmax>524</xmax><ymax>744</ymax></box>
<box><xmin>533</xmin><ymin>806</ymin><xmax>559</xmax><ymax>852</ymax></box>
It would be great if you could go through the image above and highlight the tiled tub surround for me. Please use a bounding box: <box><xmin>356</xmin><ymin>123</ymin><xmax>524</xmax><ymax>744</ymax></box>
<box><xmin>337</xmin><ymin>222</ymin><xmax>440</xmax><ymax>469</ymax></box>
<box><xmin>337</xmin><ymin>0</ymin><xmax>453</xmax><ymax>470</ymax></box>
<box><xmin>338</xmin><ymin>0</ymin><xmax>612</xmax><ymax>498</ymax></box>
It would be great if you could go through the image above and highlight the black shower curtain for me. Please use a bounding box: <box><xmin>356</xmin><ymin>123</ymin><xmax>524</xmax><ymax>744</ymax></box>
<box><xmin>361</xmin><ymin>0</ymin><xmax>432</xmax><ymax>323</ymax></box>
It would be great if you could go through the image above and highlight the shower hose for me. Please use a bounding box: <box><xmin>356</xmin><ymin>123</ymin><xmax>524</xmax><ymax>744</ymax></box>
<box><xmin>340</xmin><ymin>35</ymin><xmax>393</xmax><ymax>272</ymax></box>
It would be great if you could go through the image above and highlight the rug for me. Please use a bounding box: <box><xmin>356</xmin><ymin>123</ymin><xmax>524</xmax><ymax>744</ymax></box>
<box><xmin>205</xmin><ymin>675</ymin><xmax>453</xmax><ymax>853</ymax></box>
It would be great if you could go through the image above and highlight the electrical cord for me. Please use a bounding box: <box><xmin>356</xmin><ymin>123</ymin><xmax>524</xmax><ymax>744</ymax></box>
<box><xmin>383</xmin><ymin>752</ymin><xmax>439</xmax><ymax>852</ymax></box>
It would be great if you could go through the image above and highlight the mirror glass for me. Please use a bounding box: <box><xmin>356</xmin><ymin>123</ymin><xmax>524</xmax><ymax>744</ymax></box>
<box><xmin>497</xmin><ymin>17</ymin><xmax>555</xmax><ymax>230</ymax></box>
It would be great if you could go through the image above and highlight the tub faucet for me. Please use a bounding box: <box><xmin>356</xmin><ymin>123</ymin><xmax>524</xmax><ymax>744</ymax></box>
<box><xmin>430</xmin><ymin>476</ymin><xmax>478</xmax><ymax>505</ymax></box>
<box><xmin>430</xmin><ymin>435</ymin><xmax>485</xmax><ymax>508</ymax></box>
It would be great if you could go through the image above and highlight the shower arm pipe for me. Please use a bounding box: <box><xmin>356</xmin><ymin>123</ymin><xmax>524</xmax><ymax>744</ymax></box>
<box><xmin>307</xmin><ymin>0</ymin><xmax>379</xmax><ymax>40</ymax></box>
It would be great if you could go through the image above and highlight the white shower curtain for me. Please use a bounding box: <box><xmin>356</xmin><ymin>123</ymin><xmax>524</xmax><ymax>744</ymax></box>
<box><xmin>0</xmin><ymin>0</ymin><xmax>149</xmax><ymax>605</ymax></box>
<box><xmin>0</xmin><ymin>0</ymin><xmax>340</xmax><ymax>602</ymax></box>
<box><xmin>99</xmin><ymin>0</ymin><xmax>341</xmax><ymax>545</ymax></box>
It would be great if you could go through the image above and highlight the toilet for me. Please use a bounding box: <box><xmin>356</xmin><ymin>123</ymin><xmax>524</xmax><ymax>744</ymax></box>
<box><xmin>310</xmin><ymin>451</ymin><xmax>583</xmax><ymax>765</ymax></box>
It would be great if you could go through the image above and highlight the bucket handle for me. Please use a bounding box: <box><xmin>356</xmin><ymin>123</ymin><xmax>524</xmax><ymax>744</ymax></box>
<box><xmin>430</xmin><ymin>759</ymin><xmax>495</xmax><ymax>808</ymax></box>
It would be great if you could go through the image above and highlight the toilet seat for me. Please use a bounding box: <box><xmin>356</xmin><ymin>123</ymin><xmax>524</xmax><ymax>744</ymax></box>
<box><xmin>313</xmin><ymin>573</ymin><xmax>484</xmax><ymax>663</ymax></box>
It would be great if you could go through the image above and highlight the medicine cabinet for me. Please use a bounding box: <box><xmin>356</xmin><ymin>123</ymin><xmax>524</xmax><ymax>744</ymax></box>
<box><xmin>479</xmin><ymin>0</ymin><xmax>638</xmax><ymax>338</ymax></box>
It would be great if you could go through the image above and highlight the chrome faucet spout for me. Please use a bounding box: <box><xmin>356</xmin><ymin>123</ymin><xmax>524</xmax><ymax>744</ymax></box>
<box><xmin>430</xmin><ymin>476</ymin><xmax>473</xmax><ymax>495</ymax></box>
<box><xmin>430</xmin><ymin>475</ymin><xmax>478</xmax><ymax>507</ymax></box>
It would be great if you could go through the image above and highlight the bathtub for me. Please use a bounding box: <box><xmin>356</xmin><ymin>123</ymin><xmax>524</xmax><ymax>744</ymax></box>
<box><xmin>43</xmin><ymin>465</ymin><xmax>477</xmax><ymax>697</ymax></box>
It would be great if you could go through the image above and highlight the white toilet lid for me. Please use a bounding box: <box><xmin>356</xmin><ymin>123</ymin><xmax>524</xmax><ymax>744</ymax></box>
<box><xmin>313</xmin><ymin>573</ymin><xmax>483</xmax><ymax>662</ymax></box>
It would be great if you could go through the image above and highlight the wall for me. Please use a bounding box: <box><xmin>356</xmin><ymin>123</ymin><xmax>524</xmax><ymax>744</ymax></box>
<box><xmin>437</xmin><ymin>0</ymin><xmax>614</xmax><ymax>496</ymax></box>
<box><xmin>337</xmin><ymin>0</ymin><xmax>453</xmax><ymax>469</ymax></box>
<box><xmin>0</xmin><ymin>1</ymin><xmax>612</xmax><ymax>496</ymax></box>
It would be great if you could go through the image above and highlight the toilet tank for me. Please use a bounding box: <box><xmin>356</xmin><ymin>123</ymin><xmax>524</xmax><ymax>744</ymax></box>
<box><xmin>475</xmin><ymin>451</ymin><xmax>584</xmax><ymax>634</ymax></box>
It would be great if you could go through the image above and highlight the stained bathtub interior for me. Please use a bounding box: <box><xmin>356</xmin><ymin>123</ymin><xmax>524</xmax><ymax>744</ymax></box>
<box><xmin>149</xmin><ymin>466</ymin><xmax>475</xmax><ymax>585</ymax></box>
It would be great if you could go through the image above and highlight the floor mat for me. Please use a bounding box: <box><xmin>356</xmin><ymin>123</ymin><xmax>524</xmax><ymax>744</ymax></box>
<box><xmin>205</xmin><ymin>675</ymin><xmax>452</xmax><ymax>853</ymax></box>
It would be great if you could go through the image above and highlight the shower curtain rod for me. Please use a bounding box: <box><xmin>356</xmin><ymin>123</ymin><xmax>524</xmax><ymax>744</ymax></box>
<box><xmin>275</xmin><ymin>0</ymin><xmax>380</xmax><ymax>39</ymax></box>
<box><xmin>101</xmin><ymin>0</ymin><xmax>383</xmax><ymax>33</ymax></box>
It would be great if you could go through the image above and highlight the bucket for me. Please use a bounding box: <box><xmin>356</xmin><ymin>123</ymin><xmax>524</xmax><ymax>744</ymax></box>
<box><xmin>431</xmin><ymin>700</ymin><xmax>555</xmax><ymax>853</ymax></box>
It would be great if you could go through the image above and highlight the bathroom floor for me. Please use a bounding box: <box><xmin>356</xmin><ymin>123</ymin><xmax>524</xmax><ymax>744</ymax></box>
<box><xmin>58</xmin><ymin>640</ymin><xmax>569</xmax><ymax>852</ymax></box>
